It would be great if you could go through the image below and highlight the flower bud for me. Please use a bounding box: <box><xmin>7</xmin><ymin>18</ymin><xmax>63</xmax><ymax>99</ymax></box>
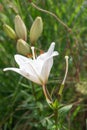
<box><xmin>15</xmin><ymin>15</ymin><xmax>27</xmax><ymax>41</ymax></box>
<box><xmin>17</xmin><ymin>39</ymin><xmax>30</xmax><ymax>55</ymax></box>
<box><xmin>30</xmin><ymin>16</ymin><xmax>43</xmax><ymax>44</ymax></box>
<box><xmin>3</xmin><ymin>24</ymin><xmax>17</xmax><ymax>39</ymax></box>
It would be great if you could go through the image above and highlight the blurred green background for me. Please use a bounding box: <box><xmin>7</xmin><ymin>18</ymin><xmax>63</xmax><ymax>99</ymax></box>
<box><xmin>0</xmin><ymin>0</ymin><xmax>87</xmax><ymax>130</ymax></box>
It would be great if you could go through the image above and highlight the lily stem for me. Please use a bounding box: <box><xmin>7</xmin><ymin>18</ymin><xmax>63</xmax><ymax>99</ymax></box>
<box><xmin>42</xmin><ymin>84</ymin><xmax>52</xmax><ymax>104</ymax></box>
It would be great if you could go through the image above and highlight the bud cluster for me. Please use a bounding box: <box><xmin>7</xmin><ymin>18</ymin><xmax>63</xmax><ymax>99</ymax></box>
<box><xmin>3</xmin><ymin>15</ymin><xmax>43</xmax><ymax>56</ymax></box>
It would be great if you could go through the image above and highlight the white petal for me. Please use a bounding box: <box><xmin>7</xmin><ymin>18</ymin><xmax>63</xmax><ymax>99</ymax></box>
<box><xmin>14</xmin><ymin>54</ymin><xmax>42</xmax><ymax>76</ymax></box>
<box><xmin>3</xmin><ymin>67</ymin><xmax>42</xmax><ymax>85</ymax></box>
<box><xmin>37</xmin><ymin>52</ymin><xmax>47</xmax><ymax>61</ymax></box>
<box><xmin>11</xmin><ymin>55</ymin><xmax>43</xmax><ymax>84</ymax></box>
<box><xmin>27</xmin><ymin>60</ymin><xmax>44</xmax><ymax>83</ymax></box>
<box><xmin>14</xmin><ymin>54</ymin><xmax>32</xmax><ymax>66</ymax></box>
<box><xmin>47</xmin><ymin>42</ymin><xmax>55</xmax><ymax>55</ymax></box>
<box><xmin>14</xmin><ymin>55</ymin><xmax>41</xmax><ymax>79</ymax></box>
<box><xmin>19</xmin><ymin>69</ymin><xmax>42</xmax><ymax>85</ymax></box>
<box><xmin>31</xmin><ymin>60</ymin><xmax>43</xmax><ymax>74</ymax></box>
<box><xmin>51</xmin><ymin>51</ymin><xmax>59</xmax><ymax>56</ymax></box>
<box><xmin>41</xmin><ymin>58</ymin><xmax>53</xmax><ymax>84</ymax></box>
<box><xmin>40</xmin><ymin>51</ymin><xmax>59</xmax><ymax>84</ymax></box>
<box><xmin>37</xmin><ymin>42</ymin><xmax>55</xmax><ymax>61</ymax></box>
<box><xmin>3</xmin><ymin>68</ymin><xmax>20</xmax><ymax>73</ymax></box>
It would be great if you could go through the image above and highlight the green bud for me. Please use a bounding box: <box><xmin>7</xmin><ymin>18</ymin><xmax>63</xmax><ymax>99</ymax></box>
<box><xmin>15</xmin><ymin>15</ymin><xmax>27</xmax><ymax>41</ymax></box>
<box><xmin>30</xmin><ymin>16</ymin><xmax>43</xmax><ymax>44</ymax></box>
<box><xmin>3</xmin><ymin>24</ymin><xmax>17</xmax><ymax>39</ymax></box>
<box><xmin>17</xmin><ymin>39</ymin><xmax>30</xmax><ymax>55</ymax></box>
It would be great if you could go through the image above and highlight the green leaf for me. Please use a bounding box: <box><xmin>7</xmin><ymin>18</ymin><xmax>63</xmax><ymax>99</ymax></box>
<box><xmin>58</xmin><ymin>104</ymin><xmax>72</xmax><ymax>118</ymax></box>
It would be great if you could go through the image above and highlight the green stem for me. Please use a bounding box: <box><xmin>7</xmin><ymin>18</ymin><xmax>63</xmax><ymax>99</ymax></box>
<box><xmin>42</xmin><ymin>84</ymin><xmax>52</xmax><ymax>104</ymax></box>
<box><xmin>58</xmin><ymin>84</ymin><xmax>64</xmax><ymax>96</ymax></box>
<box><xmin>31</xmin><ymin>2</ymin><xmax>71</xmax><ymax>31</ymax></box>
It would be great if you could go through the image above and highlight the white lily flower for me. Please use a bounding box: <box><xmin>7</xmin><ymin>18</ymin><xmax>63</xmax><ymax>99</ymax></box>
<box><xmin>3</xmin><ymin>42</ymin><xmax>58</xmax><ymax>85</ymax></box>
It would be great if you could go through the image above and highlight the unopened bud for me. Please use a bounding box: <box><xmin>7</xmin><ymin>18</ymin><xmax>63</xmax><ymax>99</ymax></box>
<box><xmin>15</xmin><ymin>15</ymin><xmax>27</xmax><ymax>41</ymax></box>
<box><xmin>30</xmin><ymin>16</ymin><xmax>43</xmax><ymax>44</ymax></box>
<box><xmin>3</xmin><ymin>24</ymin><xmax>17</xmax><ymax>39</ymax></box>
<box><xmin>17</xmin><ymin>39</ymin><xmax>30</xmax><ymax>55</ymax></box>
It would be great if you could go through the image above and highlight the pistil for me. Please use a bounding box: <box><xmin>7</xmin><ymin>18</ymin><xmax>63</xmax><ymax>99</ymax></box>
<box><xmin>62</xmin><ymin>56</ymin><xmax>69</xmax><ymax>85</ymax></box>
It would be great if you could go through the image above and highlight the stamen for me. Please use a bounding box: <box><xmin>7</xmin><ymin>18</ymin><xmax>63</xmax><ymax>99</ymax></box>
<box><xmin>31</xmin><ymin>46</ymin><xmax>35</xmax><ymax>60</ymax></box>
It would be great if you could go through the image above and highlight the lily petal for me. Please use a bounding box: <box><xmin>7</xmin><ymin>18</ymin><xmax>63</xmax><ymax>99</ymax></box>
<box><xmin>15</xmin><ymin>55</ymin><xmax>40</xmax><ymax>78</ymax></box>
<box><xmin>40</xmin><ymin>51</ymin><xmax>59</xmax><ymax>83</ymax></box>
<box><xmin>3</xmin><ymin>68</ymin><xmax>20</xmax><ymax>73</ymax></box>
<box><xmin>41</xmin><ymin>58</ymin><xmax>53</xmax><ymax>84</ymax></box>
<box><xmin>3</xmin><ymin>67</ymin><xmax>42</xmax><ymax>85</ymax></box>
<box><xmin>47</xmin><ymin>42</ymin><xmax>55</xmax><ymax>56</ymax></box>
<box><xmin>15</xmin><ymin>54</ymin><xmax>32</xmax><ymax>66</ymax></box>
<box><xmin>37</xmin><ymin>42</ymin><xmax>55</xmax><ymax>61</ymax></box>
